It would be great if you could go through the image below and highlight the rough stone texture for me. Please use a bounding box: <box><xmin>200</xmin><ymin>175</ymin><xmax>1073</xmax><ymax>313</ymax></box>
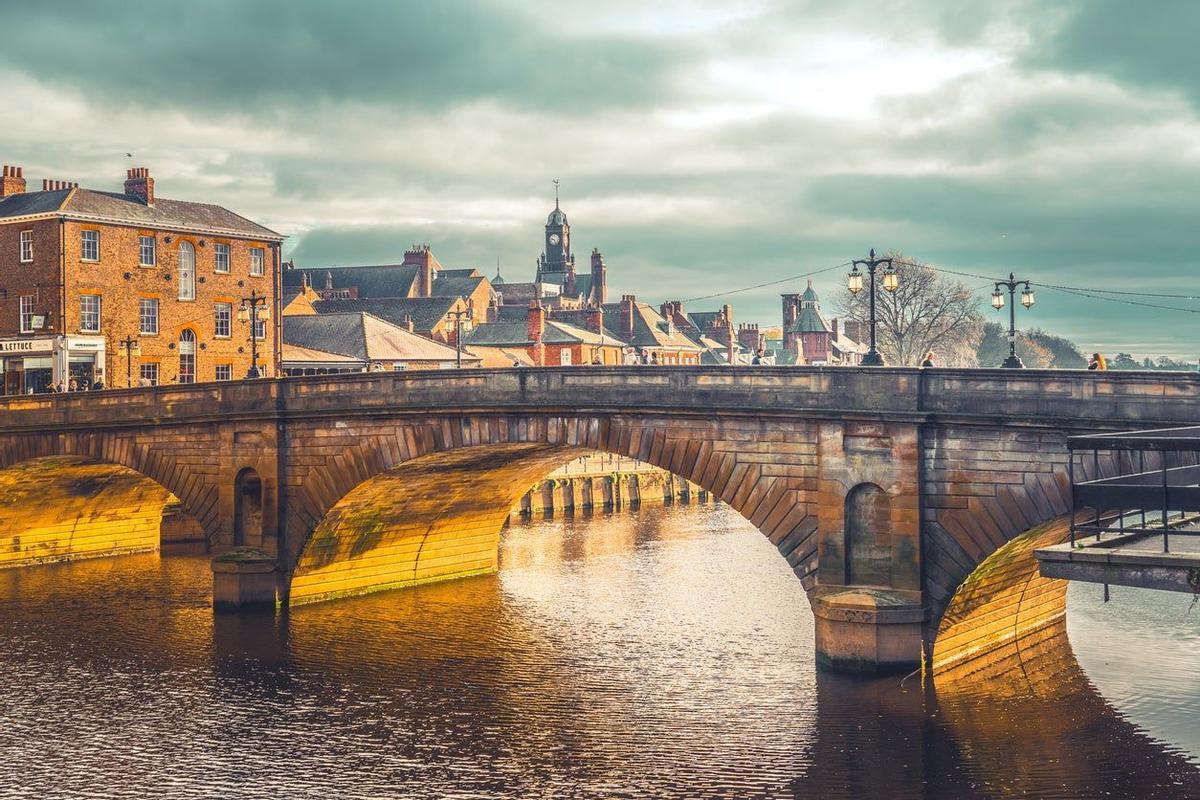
<box><xmin>0</xmin><ymin>366</ymin><xmax>1197</xmax><ymax>670</ymax></box>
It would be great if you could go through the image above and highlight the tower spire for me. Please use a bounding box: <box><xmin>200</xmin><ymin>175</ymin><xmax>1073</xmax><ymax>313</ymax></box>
<box><xmin>553</xmin><ymin>178</ymin><xmax>559</xmax><ymax>209</ymax></box>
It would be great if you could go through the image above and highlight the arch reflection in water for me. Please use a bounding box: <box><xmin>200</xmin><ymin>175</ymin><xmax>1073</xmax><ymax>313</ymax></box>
<box><xmin>0</xmin><ymin>503</ymin><xmax>1197</xmax><ymax>798</ymax></box>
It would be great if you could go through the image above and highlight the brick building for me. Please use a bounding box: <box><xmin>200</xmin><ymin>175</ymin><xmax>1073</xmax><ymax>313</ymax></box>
<box><xmin>779</xmin><ymin>280</ymin><xmax>864</xmax><ymax>366</ymax></box>
<box><xmin>282</xmin><ymin>245</ymin><xmax>497</xmax><ymax>330</ymax></box>
<box><xmin>465</xmin><ymin>302</ymin><xmax>626</xmax><ymax>366</ymax></box>
<box><xmin>0</xmin><ymin>165</ymin><xmax>284</xmax><ymax>391</ymax></box>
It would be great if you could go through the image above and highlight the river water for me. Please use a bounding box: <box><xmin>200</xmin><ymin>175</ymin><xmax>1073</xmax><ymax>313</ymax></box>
<box><xmin>0</xmin><ymin>502</ymin><xmax>1197</xmax><ymax>799</ymax></box>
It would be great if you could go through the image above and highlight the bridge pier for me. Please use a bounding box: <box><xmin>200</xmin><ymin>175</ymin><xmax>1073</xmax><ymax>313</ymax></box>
<box><xmin>811</xmin><ymin>589</ymin><xmax>925</xmax><ymax>674</ymax></box>
<box><xmin>212</xmin><ymin>550</ymin><xmax>278</xmax><ymax>611</ymax></box>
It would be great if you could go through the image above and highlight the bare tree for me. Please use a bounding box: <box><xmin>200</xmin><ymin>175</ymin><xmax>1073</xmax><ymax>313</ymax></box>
<box><xmin>839</xmin><ymin>252</ymin><xmax>983</xmax><ymax>366</ymax></box>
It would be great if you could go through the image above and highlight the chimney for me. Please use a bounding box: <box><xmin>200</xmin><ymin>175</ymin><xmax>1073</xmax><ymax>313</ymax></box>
<box><xmin>831</xmin><ymin>317</ymin><xmax>839</xmax><ymax>339</ymax></box>
<box><xmin>527</xmin><ymin>301</ymin><xmax>546</xmax><ymax>342</ymax></box>
<box><xmin>41</xmin><ymin>179</ymin><xmax>78</xmax><ymax>191</ymax></box>
<box><xmin>404</xmin><ymin>244</ymin><xmax>441</xmax><ymax>297</ymax></box>
<box><xmin>1</xmin><ymin>165</ymin><xmax>25</xmax><ymax>197</ymax></box>
<box><xmin>619</xmin><ymin>294</ymin><xmax>636</xmax><ymax>338</ymax></box>
<box><xmin>585</xmin><ymin>304</ymin><xmax>604</xmax><ymax>334</ymax></box>
<box><xmin>590</xmin><ymin>248</ymin><xmax>607</xmax><ymax>304</ymax></box>
<box><xmin>527</xmin><ymin>302</ymin><xmax>546</xmax><ymax>366</ymax></box>
<box><xmin>402</xmin><ymin>314</ymin><xmax>415</xmax><ymax>333</ymax></box>
<box><xmin>123</xmin><ymin>167</ymin><xmax>154</xmax><ymax>205</ymax></box>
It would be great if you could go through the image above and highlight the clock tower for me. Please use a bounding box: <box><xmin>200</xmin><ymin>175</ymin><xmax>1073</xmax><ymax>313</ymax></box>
<box><xmin>536</xmin><ymin>181</ymin><xmax>575</xmax><ymax>288</ymax></box>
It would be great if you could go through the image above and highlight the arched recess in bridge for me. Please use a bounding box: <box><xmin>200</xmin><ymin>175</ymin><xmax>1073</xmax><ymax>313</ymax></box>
<box><xmin>0</xmin><ymin>456</ymin><xmax>211</xmax><ymax>569</ymax></box>
<box><xmin>284</xmin><ymin>435</ymin><xmax>824</xmax><ymax>609</ymax></box>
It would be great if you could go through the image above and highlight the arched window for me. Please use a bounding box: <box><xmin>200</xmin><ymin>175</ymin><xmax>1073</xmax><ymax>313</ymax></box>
<box><xmin>843</xmin><ymin>482</ymin><xmax>892</xmax><ymax>586</ymax></box>
<box><xmin>178</xmin><ymin>241</ymin><xmax>195</xmax><ymax>300</ymax></box>
<box><xmin>234</xmin><ymin>467</ymin><xmax>263</xmax><ymax>547</ymax></box>
<box><xmin>178</xmin><ymin>329</ymin><xmax>196</xmax><ymax>384</ymax></box>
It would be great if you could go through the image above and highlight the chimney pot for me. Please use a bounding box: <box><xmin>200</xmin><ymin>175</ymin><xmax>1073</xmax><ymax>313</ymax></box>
<box><xmin>124</xmin><ymin>166</ymin><xmax>154</xmax><ymax>205</ymax></box>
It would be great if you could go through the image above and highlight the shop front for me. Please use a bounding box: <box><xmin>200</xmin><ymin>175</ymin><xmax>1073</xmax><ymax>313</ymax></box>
<box><xmin>0</xmin><ymin>335</ymin><xmax>107</xmax><ymax>395</ymax></box>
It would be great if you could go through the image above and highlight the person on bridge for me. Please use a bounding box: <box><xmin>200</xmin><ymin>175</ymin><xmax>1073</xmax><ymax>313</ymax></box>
<box><xmin>1088</xmin><ymin>353</ymin><xmax>1107</xmax><ymax>370</ymax></box>
<box><xmin>921</xmin><ymin>350</ymin><xmax>936</xmax><ymax>368</ymax></box>
<box><xmin>752</xmin><ymin>348</ymin><xmax>765</xmax><ymax>365</ymax></box>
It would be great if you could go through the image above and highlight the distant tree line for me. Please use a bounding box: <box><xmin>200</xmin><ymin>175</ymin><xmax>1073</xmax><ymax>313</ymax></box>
<box><xmin>838</xmin><ymin>251</ymin><xmax>1197</xmax><ymax>370</ymax></box>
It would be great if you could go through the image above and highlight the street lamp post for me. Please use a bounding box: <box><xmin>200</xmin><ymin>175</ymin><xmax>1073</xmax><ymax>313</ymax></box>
<box><xmin>448</xmin><ymin>309</ymin><xmax>470</xmax><ymax>368</ymax></box>
<box><xmin>848</xmin><ymin>248</ymin><xmax>900</xmax><ymax>366</ymax></box>
<box><xmin>991</xmin><ymin>273</ymin><xmax>1035</xmax><ymax>368</ymax></box>
<box><xmin>237</xmin><ymin>290</ymin><xmax>271</xmax><ymax>378</ymax></box>
<box><xmin>117</xmin><ymin>336</ymin><xmax>141</xmax><ymax>387</ymax></box>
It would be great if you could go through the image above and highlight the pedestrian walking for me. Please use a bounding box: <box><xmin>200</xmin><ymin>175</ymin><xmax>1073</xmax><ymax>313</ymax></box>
<box><xmin>752</xmin><ymin>348</ymin><xmax>765</xmax><ymax>365</ymax></box>
<box><xmin>921</xmin><ymin>350</ymin><xmax>935</xmax><ymax>368</ymax></box>
<box><xmin>1087</xmin><ymin>352</ymin><xmax>1107</xmax><ymax>371</ymax></box>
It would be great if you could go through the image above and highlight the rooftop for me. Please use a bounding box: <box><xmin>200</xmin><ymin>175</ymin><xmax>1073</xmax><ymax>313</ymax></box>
<box><xmin>0</xmin><ymin>187</ymin><xmax>282</xmax><ymax>240</ymax></box>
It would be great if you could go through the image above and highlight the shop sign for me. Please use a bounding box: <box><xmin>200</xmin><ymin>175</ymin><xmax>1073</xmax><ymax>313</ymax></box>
<box><xmin>0</xmin><ymin>340</ymin><xmax>45</xmax><ymax>354</ymax></box>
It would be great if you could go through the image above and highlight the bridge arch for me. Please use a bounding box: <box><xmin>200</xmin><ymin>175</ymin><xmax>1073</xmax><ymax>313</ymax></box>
<box><xmin>0</xmin><ymin>431</ymin><xmax>220</xmax><ymax>571</ymax></box>
<box><xmin>0</xmin><ymin>454</ymin><xmax>209</xmax><ymax>569</ymax></box>
<box><xmin>283</xmin><ymin>414</ymin><xmax>823</xmax><ymax>606</ymax></box>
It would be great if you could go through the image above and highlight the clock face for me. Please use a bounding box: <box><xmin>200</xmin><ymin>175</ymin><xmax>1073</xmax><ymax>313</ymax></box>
<box><xmin>549</xmin><ymin>233</ymin><xmax>561</xmax><ymax>246</ymax></box>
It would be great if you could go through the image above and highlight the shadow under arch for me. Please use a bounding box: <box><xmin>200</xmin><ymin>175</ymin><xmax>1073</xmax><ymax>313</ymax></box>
<box><xmin>286</xmin><ymin>437</ymin><xmax>820</xmax><ymax>608</ymax></box>
<box><xmin>0</xmin><ymin>455</ymin><xmax>208</xmax><ymax>568</ymax></box>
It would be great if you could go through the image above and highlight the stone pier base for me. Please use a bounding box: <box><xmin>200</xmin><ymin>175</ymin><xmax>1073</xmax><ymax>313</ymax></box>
<box><xmin>212</xmin><ymin>549</ymin><xmax>278</xmax><ymax>611</ymax></box>
<box><xmin>812</xmin><ymin>588</ymin><xmax>925</xmax><ymax>674</ymax></box>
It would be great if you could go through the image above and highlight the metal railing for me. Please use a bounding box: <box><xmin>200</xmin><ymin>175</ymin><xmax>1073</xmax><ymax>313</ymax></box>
<box><xmin>1068</xmin><ymin>426</ymin><xmax>1200</xmax><ymax>552</ymax></box>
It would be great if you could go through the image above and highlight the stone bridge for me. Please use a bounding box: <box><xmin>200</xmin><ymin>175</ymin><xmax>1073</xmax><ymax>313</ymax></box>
<box><xmin>0</xmin><ymin>366</ymin><xmax>1196</xmax><ymax>675</ymax></box>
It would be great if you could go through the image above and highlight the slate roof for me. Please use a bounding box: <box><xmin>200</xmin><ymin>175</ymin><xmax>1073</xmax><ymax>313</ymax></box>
<box><xmin>431</xmin><ymin>273</ymin><xmax>486</xmax><ymax>299</ymax></box>
<box><xmin>788</xmin><ymin>305</ymin><xmax>832</xmax><ymax>335</ymax></box>
<box><xmin>0</xmin><ymin>187</ymin><xmax>283</xmax><ymax>239</ymax></box>
<box><xmin>283</xmin><ymin>264</ymin><xmax>421</xmax><ymax>298</ymax></box>
<box><xmin>465</xmin><ymin>320</ymin><xmax>626</xmax><ymax>348</ymax></box>
<box><xmin>283</xmin><ymin>312</ymin><xmax>469</xmax><ymax>363</ymax></box>
<box><xmin>282</xmin><ymin>343</ymin><xmax>364</xmax><ymax>366</ymax></box>
<box><xmin>547</xmin><ymin>309</ymin><xmax>626</xmax><ymax>342</ymax></box>
<box><xmin>686</xmin><ymin>311</ymin><xmax>721</xmax><ymax>332</ymax></box>
<box><xmin>311</xmin><ymin>296</ymin><xmax>460</xmax><ymax>333</ymax></box>
<box><xmin>601</xmin><ymin>301</ymin><xmax>704</xmax><ymax>351</ymax></box>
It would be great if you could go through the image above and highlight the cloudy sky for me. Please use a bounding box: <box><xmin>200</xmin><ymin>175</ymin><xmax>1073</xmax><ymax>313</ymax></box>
<box><xmin>2</xmin><ymin>0</ymin><xmax>1198</xmax><ymax>357</ymax></box>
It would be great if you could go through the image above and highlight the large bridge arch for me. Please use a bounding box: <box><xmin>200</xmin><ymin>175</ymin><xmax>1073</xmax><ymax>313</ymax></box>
<box><xmin>925</xmin><ymin>438</ymin><xmax>1150</xmax><ymax>676</ymax></box>
<box><xmin>283</xmin><ymin>413</ymin><xmax>832</xmax><ymax>607</ymax></box>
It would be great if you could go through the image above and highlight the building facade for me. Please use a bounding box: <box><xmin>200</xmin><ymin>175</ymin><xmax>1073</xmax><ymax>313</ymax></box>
<box><xmin>0</xmin><ymin>165</ymin><xmax>284</xmax><ymax>391</ymax></box>
<box><xmin>780</xmin><ymin>281</ymin><xmax>864</xmax><ymax>366</ymax></box>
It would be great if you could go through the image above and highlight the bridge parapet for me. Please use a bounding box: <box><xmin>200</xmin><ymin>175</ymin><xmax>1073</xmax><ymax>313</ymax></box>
<box><xmin>0</xmin><ymin>367</ymin><xmax>1196</xmax><ymax>433</ymax></box>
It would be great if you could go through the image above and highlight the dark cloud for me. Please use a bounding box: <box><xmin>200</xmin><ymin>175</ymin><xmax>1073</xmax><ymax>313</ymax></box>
<box><xmin>1032</xmin><ymin>1</ymin><xmax>1200</xmax><ymax>105</ymax></box>
<box><xmin>0</xmin><ymin>0</ymin><xmax>688</xmax><ymax>113</ymax></box>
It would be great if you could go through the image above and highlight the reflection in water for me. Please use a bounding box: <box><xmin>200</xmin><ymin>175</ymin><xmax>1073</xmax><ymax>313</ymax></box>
<box><xmin>0</xmin><ymin>503</ymin><xmax>1196</xmax><ymax>798</ymax></box>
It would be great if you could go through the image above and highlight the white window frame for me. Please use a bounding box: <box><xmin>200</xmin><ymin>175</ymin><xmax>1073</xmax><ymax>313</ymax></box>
<box><xmin>139</xmin><ymin>298</ymin><xmax>159</xmax><ymax>335</ymax></box>
<box><xmin>560</xmin><ymin>349</ymin><xmax>572</xmax><ymax>365</ymax></box>
<box><xmin>80</xmin><ymin>230</ymin><xmax>99</xmax><ymax>262</ymax></box>
<box><xmin>215</xmin><ymin>364</ymin><xmax>232</xmax><ymax>381</ymax></box>
<box><xmin>214</xmin><ymin>243</ymin><xmax>230</xmax><ymax>273</ymax></box>
<box><xmin>249</xmin><ymin>247</ymin><xmax>264</xmax><ymax>277</ymax></box>
<box><xmin>253</xmin><ymin>317</ymin><xmax>266</xmax><ymax>340</ymax></box>
<box><xmin>214</xmin><ymin>303</ymin><xmax>232</xmax><ymax>338</ymax></box>
<box><xmin>139</xmin><ymin>363</ymin><xmax>159</xmax><ymax>387</ymax></box>
<box><xmin>139</xmin><ymin>235</ymin><xmax>156</xmax><ymax>267</ymax></box>
<box><xmin>19</xmin><ymin>295</ymin><xmax>34</xmax><ymax>333</ymax></box>
<box><xmin>178</xmin><ymin>242</ymin><xmax>195</xmax><ymax>301</ymax></box>
<box><xmin>80</xmin><ymin>295</ymin><xmax>101</xmax><ymax>333</ymax></box>
<box><xmin>178</xmin><ymin>329</ymin><xmax>196</xmax><ymax>384</ymax></box>
<box><xmin>19</xmin><ymin>230</ymin><xmax>32</xmax><ymax>263</ymax></box>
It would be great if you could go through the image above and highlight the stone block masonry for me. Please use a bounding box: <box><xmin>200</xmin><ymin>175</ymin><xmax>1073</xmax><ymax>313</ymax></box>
<box><xmin>0</xmin><ymin>365</ymin><xmax>1196</xmax><ymax>675</ymax></box>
